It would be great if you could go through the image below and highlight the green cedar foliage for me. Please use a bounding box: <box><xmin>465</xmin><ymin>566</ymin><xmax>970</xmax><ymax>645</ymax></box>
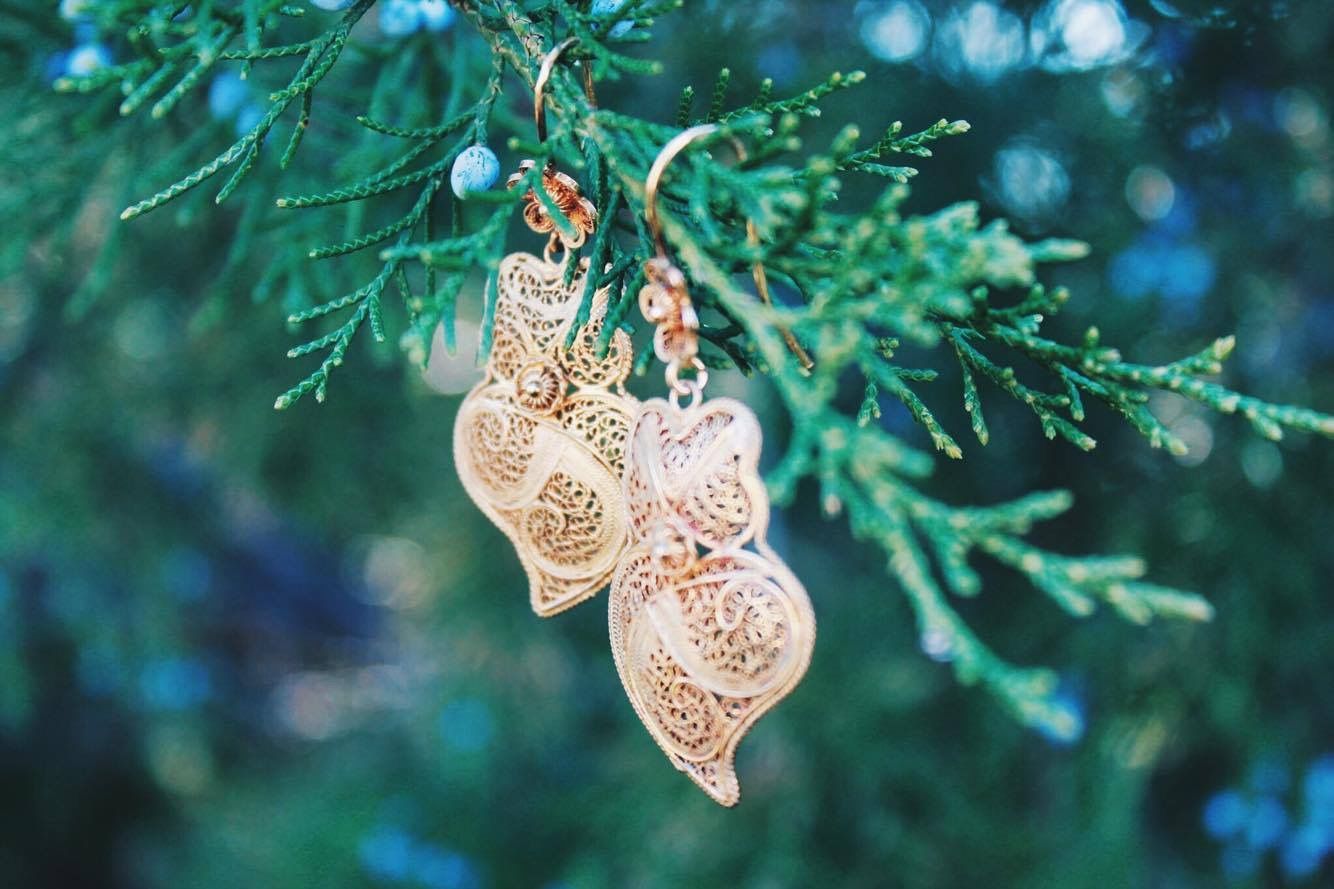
<box><xmin>51</xmin><ymin>0</ymin><xmax>1334</xmax><ymax>738</ymax></box>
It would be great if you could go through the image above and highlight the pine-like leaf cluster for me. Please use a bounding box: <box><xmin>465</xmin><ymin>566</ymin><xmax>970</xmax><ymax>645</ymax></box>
<box><xmin>51</xmin><ymin>0</ymin><xmax>1334</xmax><ymax>738</ymax></box>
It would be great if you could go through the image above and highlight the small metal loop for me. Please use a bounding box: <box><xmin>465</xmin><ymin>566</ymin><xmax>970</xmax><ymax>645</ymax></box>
<box><xmin>668</xmin><ymin>381</ymin><xmax>704</xmax><ymax>410</ymax></box>
<box><xmin>665</xmin><ymin>356</ymin><xmax>708</xmax><ymax>408</ymax></box>
<box><xmin>534</xmin><ymin>37</ymin><xmax>580</xmax><ymax>146</ymax></box>
<box><xmin>542</xmin><ymin>232</ymin><xmax>566</xmax><ymax>267</ymax></box>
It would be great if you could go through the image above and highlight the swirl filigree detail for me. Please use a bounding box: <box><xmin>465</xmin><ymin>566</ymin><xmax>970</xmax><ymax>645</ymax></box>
<box><xmin>609</xmin><ymin>397</ymin><xmax>816</xmax><ymax>806</ymax></box>
<box><xmin>506</xmin><ymin>160</ymin><xmax>598</xmax><ymax>250</ymax></box>
<box><xmin>454</xmin><ymin>252</ymin><xmax>637</xmax><ymax>616</ymax></box>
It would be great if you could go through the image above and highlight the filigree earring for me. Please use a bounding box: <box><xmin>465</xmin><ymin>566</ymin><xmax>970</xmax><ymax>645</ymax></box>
<box><xmin>608</xmin><ymin>126</ymin><xmax>817</xmax><ymax>806</ymax></box>
<box><xmin>453</xmin><ymin>39</ymin><xmax>638</xmax><ymax>617</ymax></box>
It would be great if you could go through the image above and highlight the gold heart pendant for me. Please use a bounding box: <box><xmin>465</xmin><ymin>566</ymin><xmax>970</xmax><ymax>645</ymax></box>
<box><xmin>454</xmin><ymin>251</ymin><xmax>638</xmax><ymax>616</ymax></box>
<box><xmin>609</xmin><ymin>397</ymin><xmax>816</xmax><ymax>805</ymax></box>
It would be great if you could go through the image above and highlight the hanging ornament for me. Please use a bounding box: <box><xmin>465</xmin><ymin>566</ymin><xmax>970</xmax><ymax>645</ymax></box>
<box><xmin>608</xmin><ymin>126</ymin><xmax>817</xmax><ymax>806</ymax></box>
<box><xmin>453</xmin><ymin>39</ymin><xmax>638</xmax><ymax>616</ymax></box>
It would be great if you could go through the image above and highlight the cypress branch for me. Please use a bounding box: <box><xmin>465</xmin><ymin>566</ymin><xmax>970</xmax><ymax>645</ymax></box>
<box><xmin>63</xmin><ymin>0</ymin><xmax>1334</xmax><ymax>738</ymax></box>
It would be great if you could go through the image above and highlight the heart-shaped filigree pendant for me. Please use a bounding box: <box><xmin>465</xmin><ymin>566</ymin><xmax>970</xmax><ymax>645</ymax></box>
<box><xmin>609</xmin><ymin>396</ymin><xmax>816</xmax><ymax>806</ymax></box>
<box><xmin>454</xmin><ymin>252</ymin><xmax>637</xmax><ymax>616</ymax></box>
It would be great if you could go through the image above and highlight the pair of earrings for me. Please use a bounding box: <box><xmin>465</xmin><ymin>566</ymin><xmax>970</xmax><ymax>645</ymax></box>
<box><xmin>452</xmin><ymin>43</ymin><xmax>815</xmax><ymax>807</ymax></box>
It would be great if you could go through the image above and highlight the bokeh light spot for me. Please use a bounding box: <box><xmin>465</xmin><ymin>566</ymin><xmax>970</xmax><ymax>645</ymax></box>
<box><xmin>422</xmin><ymin>319</ymin><xmax>483</xmax><ymax>396</ymax></box>
<box><xmin>362</xmin><ymin>536</ymin><xmax>433</xmax><ymax>609</ymax></box>
<box><xmin>859</xmin><ymin>0</ymin><xmax>932</xmax><ymax>63</ymax></box>
<box><xmin>1280</xmin><ymin>822</ymin><xmax>1331</xmax><ymax>879</ymax></box>
<box><xmin>1032</xmin><ymin>0</ymin><xmax>1140</xmax><ymax>71</ymax></box>
<box><xmin>146</xmin><ymin>724</ymin><xmax>214</xmax><ymax>795</ymax></box>
<box><xmin>1057</xmin><ymin>0</ymin><xmax>1125</xmax><ymax>65</ymax></box>
<box><xmin>1204</xmin><ymin>789</ymin><xmax>1250</xmax><ymax>839</ymax></box>
<box><xmin>139</xmin><ymin>657</ymin><xmax>212</xmax><ymax>711</ymax></box>
<box><xmin>1246</xmin><ymin>795</ymin><xmax>1290</xmax><ymax>850</ymax></box>
<box><xmin>1240</xmin><ymin>439</ymin><xmax>1283</xmax><ymax>489</ymax></box>
<box><xmin>1294</xmin><ymin>168</ymin><xmax>1333</xmax><ymax>218</ymax></box>
<box><xmin>113</xmin><ymin>299</ymin><xmax>170</xmax><ymax>362</ymax></box>
<box><xmin>934</xmin><ymin>1</ymin><xmax>1026</xmax><ymax>83</ymax></box>
<box><xmin>1125</xmin><ymin>165</ymin><xmax>1176</xmax><ymax>221</ymax></box>
<box><xmin>1170</xmin><ymin>415</ymin><xmax>1213</xmax><ymax>466</ymax></box>
<box><xmin>992</xmin><ymin>141</ymin><xmax>1071</xmax><ymax>220</ymax></box>
<box><xmin>275</xmin><ymin>671</ymin><xmax>342</xmax><ymax>740</ymax></box>
<box><xmin>1160</xmin><ymin>243</ymin><xmax>1216</xmax><ymax>304</ymax></box>
<box><xmin>207</xmin><ymin>71</ymin><xmax>248</xmax><ymax>120</ymax></box>
<box><xmin>1274</xmin><ymin>88</ymin><xmax>1327</xmax><ymax>146</ymax></box>
<box><xmin>1101</xmin><ymin>68</ymin><xmax>1145</xmax><ymax>117</ymax></box>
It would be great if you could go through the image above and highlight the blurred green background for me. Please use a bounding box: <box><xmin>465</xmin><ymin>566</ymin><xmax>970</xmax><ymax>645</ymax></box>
<box><xmin>3</xmin><ymin>0</ymin><xmax>1333</xmax><ymax>886</ymax></box>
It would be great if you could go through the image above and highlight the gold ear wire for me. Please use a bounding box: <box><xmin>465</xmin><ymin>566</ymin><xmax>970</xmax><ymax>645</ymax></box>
<box><xmin>643</xmin><ymin>125</ymin><xmax>726</xmax><ymax>258</ymax></box>
<box><xmin>642</xmin><ymin>125</ymin><xmax>814</xmax><ymax>372</ymax></box>
<box><xmin>745</xmin><ymin>218</ymin><xmax>814</xmax><ymax>373</ymax></box>
<box><xmin>533</xmin><ymin>37</ymin><xmax>597</xmax><ymax>147</ymax></box>
<box><xmin>509</xmin><ymin>37</ymin><xmax>598</xmax><ymax>260</ymax></box>
<box><xmin>533</xmin><ymin>37</ymin><xmax>574</xmax><ymax>146</ymax></box>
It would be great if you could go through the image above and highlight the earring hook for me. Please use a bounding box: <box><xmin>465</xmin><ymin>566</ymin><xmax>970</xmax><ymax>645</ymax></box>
<box><xmin>534</xmin><ymin>37</ymin><xmax>596</xmax><ymax>147</ymax></box>
<box><xmin>507</xmin><ymin>37</ymin><xmax>598</xmax><ymax>259</ymax></box>
<box><xmin>642</xmin><ymin>125</ymin><xmax>815</xmax><ymax>372</ymax></box>
<box><xmin>643</xmin><ymin>125</ymin><xmax>733</xmax><ymax>257</ymax></box>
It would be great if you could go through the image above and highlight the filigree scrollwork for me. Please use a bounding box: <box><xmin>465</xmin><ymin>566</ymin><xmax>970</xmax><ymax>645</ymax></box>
<box><xmin>609</xmin><ymin>397</ymin><xmax>816</xmax><ymax>806</ymax></box>
<box><xmin>454</xmin><ymin>252</ymin><xmax>636</xmax><ymax>616</ymax></box>
<box><xmin>506</xmin><ymin>160</ymin><xmax>598</xmax><ymax>251</ymax></box>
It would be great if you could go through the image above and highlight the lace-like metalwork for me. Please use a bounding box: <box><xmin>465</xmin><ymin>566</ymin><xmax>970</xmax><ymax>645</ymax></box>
<box><xmin>609</xmin><ymin>396</ymin><xmax>816</xmax><ymax>806</ymax></box>
<box><xmin>454</xmin><ymin>252</ymin><xmax>636</xmax><ymax>616</ymax></box>
<box><xmin>506</xmin><ymin>160</ymin><xmax>598</xmax><ymax>252</ymax></box>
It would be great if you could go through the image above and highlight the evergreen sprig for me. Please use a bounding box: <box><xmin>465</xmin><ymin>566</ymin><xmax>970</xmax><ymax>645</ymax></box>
<box><xmin>72</xmin><ymin>0</ymin><xmax>1334</xmax><ymax>739</ymax></box>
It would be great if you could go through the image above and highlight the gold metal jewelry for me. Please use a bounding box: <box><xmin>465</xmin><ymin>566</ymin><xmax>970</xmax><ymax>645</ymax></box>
<box><xmin>453</xmin><ymin>39</ymin><xmax>637</xmax><ymax>617</ymax></box>
<box><xmin>609</xmin><ymin>125</ymin><xmax>817</xmax><ymax>806</ymax></box>
<box><xmin>642</xmin><ymin>126</ymin><xmax>814</xmax><ymax>373</ymax></box>
<box><xmin>505</xmin><ymin>37</ymin><xmax>598</xmax><ymax>256</ymax></box>
<box><xmin>506</xmin><ymin>159</ymin><xmax>598</xmax><ymax>253</ymax></box>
